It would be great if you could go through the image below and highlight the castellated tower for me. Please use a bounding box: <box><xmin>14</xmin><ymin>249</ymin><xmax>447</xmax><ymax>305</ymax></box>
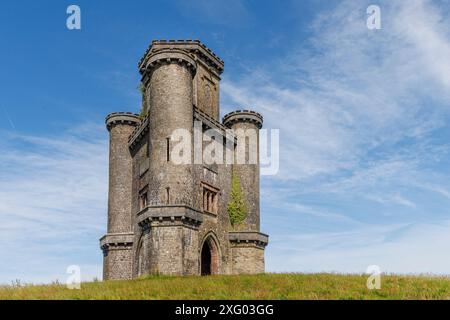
<box><xmin>100</xmin><ymin>40</ymin><xmax>269</xmax><ymax>280</ymax></box>
<box><xmin>100</xmin><ymin>113</ymin><xmax>140</xmax><ymax>280</ymax></box>
<box><xmin>223</xmin><ymin>111</ymin><xmax>266</xmax><ymax>274</ymax></box>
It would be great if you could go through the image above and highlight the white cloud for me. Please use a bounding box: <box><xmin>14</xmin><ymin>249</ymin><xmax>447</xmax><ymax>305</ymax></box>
<box><xmin>223</xmin><ymin>0</ymin><xmax>450</xmax><ymax>273</ymax></box>
<box><xmin>366</xmin><ymin>194</ymin><xmax>417</xmax><ymax>209</ymax></box>
<box><xmin>0</xmin><ymin>124</ymin><xmax>107</xmax><ymax>284</ymax></box>
<box><xmin>267</xmin><ymin>221</ymin><xmax>450</xmax><ymax>274</ymax></box>
<box><xmin>222</xmin><ymin>0</ymin><xmax>450</xmax><ymax>184</ymax></box>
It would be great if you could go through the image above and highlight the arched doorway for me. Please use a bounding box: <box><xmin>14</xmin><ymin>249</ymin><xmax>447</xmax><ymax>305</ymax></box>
<box><xmin>200</xmin><ymin>235</ymin><xmax>219</xmax><ymax>276</ymax></box>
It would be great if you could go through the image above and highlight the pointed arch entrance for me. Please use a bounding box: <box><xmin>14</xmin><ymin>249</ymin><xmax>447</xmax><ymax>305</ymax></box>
<box><xmin>200</xmin><ymin>234</ymin><xmax>220</xmax><ymax>276</ymax></box>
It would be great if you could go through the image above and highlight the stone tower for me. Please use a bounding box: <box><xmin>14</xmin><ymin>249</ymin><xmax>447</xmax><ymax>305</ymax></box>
<box><xmin>100</xmin><ymin>40</ymin><xmax>268</xmax><ymax>280</ymax></box>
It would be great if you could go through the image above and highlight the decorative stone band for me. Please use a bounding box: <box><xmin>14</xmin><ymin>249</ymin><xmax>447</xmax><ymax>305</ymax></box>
<box><xmin>105</xmin><ymin>112</ymin><xmax>141</xmax><ymax>131</ymax></box>
<box><xmin>137</xmin><ymin>205</ymin><xmax>203</xmax><ymax>230</ymax></box>
<box><xmin>228</xmin><ymin>231</ymin><xmax>269</xmax><ymax>249</ymax></box>
<box><xmin>99</xmin><ymin>232</ymin><xmax>134</xmax><ymax>252</ymax></box>
<box><xmin>139</xmin><ymin>40</ymin><xmax>224</xmax><ymax>76</ymax></box>
<box><xmin>139</xmin><ymin>48</ymin><xmax>197</xmax><ymax>77</ymax></box>
<box><xmin>222</xmin><ymin>110</ymin><xmax>264</xmax><ymax>129</ymax></box>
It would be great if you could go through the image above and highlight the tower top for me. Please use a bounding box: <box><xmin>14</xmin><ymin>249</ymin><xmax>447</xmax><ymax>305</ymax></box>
<box><xmin>223</xmin><ymin>110</ymin><xmax>264</xmax><ymax>129</ymax></box>
<box><xmin>105</xmin><ymin>112</ymin><xmax>140</xmax><ymax>131</ymax></box>
<box><xmin>138</xmin><ymin>39</ymin><xmax>224</xmax><ymax>77</ymax></box>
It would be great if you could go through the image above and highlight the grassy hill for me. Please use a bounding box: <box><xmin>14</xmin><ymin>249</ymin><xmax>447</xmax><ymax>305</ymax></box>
<box><xmin>1</xmin><ymin>273</ymin><xmax>449</xmax><ymax>300</ymax></box>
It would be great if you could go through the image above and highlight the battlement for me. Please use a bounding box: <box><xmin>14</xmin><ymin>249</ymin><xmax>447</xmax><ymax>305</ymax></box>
<box><xmin>222</xmin><ymin>110</ymin><xmax>264</xmax><ymax>129</ymax></box>
<box><xmin>105</xmin><ymin>112</ymin><xmax>140</xmax><ymax>131</ymax></box>
<box><xmin>139</xmin><ymin>39</ymin><xmax>224</xmax><ymax>76</ymax></box>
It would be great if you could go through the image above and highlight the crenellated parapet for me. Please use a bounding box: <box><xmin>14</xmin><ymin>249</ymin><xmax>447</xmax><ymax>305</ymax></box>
<box><xmin>139</xmin><ymin>39</ymin><xmax>225</xmax><ymax>121</ymax></box>
<box><xmin>222</xmin><ymin>110</ymin><xmax>264</xmax><ymax>129</ymax></box>
<box><xmin>106</xmin><ymin>112</ymin><xmax>140</xmax><ymax>131</ymax></box>
<box><xmin>139</xmin><ymin>40</ymin><xmax>224</xmax><ymax>77</ymax></box>
<box><xmin>139</xmin><ymin>48</ymin><xmax>197</xmax><ymax>80</ymax></box>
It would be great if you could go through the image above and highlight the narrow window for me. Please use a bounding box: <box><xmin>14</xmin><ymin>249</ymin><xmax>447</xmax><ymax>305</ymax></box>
<box><xmin>166</xmin><ymin>187</ymin><xmax>170</xmax><ymax>205</ymax></box>
<box><xmin>139</xmin><ymin>192</ymin><xmax>147</xmax><ymax>210</ymax></box>
<box><xmin>202</xmin><ymin>185</ymin><xmax>218</xmax><ymax>214</ymax></box>
<box><xmin>166</xmin><ymin>137</ymin><xmax>170</xmax><ymax>162</ymax></box>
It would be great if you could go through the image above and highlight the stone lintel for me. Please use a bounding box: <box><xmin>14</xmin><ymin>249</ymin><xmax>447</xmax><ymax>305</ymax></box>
<box><xmin>222</xmin><ymin>110</ymin><xmax>264</xmax><ymax>129</ymax></box>
<box><xmin>100</xmin><ymin>232</ymin><xmax>134</xmax><ymax>250</ymax></box>
<box><xmin>228</xmin><ymin>231</ymin><xmax>269</xmax><ymax>248</ymax></box>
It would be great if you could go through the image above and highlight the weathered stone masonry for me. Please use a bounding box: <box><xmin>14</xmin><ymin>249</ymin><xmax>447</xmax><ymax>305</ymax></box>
<box><xmin>100</xmin><ymin>40</ymin><xmax>269</xmax><ymax>279</ymax></box>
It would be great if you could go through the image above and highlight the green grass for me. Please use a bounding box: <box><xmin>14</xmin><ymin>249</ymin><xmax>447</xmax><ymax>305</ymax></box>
<box><xmin>1</xmin><ymin>273</ymin><xmax>450</xmax><ymax>300</ymax></box>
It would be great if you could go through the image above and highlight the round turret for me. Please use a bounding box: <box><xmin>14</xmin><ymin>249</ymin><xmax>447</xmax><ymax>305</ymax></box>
<box><xmin>106</xmin><ymin>112</ymin><xmax>140</xmax><ymax>233</ymax></box>
<box><xmin>222</xmin><ymin>110</ymin><xmax>263</xmax><ymax>129</ymax></box>
<box><xmin>141</xmin><ymin>47</ymin><xmax>197</xmax><ymax>205</ymax></box>
<box><xmin>223</xmin><ymin>109</ymin><xmax>263</xmax><ymax>231</ymax></box>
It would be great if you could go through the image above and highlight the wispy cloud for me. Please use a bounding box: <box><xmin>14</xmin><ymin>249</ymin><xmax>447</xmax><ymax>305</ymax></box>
<box><xmin>224</xmin><ymin>0</ymin><xmax>450</xmax><ymax>273</ymax></box>
<box><xmin>224</xmin><ymin>0</ymin><xmax>450</xmax><ymax>181</ymax></box>
<box><xmin>0</xmin><ymin>124</ymin><xmax>107</xmax><ymax>284</ymax></box>
<box><xmin>223</xmin><ymin>0</ymin><xmax>450</xmax><ymax>191</ymax></box>
<box><xmin>0</xmin><ymin>106</ymin><xmax>15</xmax><ymax>130</ymax></box>
<box><xmin>267</xmin><ymin>221</ymin><xmax>450</xmax><ymax>274</ymax></box>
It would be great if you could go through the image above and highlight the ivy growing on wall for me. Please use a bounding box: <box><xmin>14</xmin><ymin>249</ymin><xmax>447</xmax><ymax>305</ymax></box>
<box><xmin>138</xmin><ymin>83</ymin><xmax>147</xmax><ymax>119</ymax></box>
<box><xmin>227</xmin><ymin>171</ymin><xmax>248</xmax><ymax>227</ymax></box>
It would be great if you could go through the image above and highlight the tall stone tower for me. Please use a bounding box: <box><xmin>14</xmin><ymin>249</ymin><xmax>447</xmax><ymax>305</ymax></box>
<box><xmin>100</xmin><ymin>40</ymin><xmax>268</xmax><ymax>280</ymax></box>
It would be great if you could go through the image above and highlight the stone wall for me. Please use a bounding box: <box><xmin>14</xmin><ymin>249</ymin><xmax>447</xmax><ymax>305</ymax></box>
<box><xmin>194</xmin><ymin>62</ymin><xmax>221</xmax><ymax>121</ymax></box>
<box><xmin>230</xmin><ymin>245</ymin><xmax>265</xmax><ymax>274</ymax></box>
<box><xmin>146</xmin><ymin>59</ymin><xmax>195</xmax><ymax>206</ymax></box>
<box><xmin>143</xmin><ymin>223</ymin><xmax>199</xmax><ymax>275</ymax></box>
<box><xmin>106</xmin><ymin>113</ymin><xmax>140</xmax><ymax>234</ymax></box>
<box><xmin>103</xmin><ymin>246</ymin><xmax>133</xmax><ymax>280</ymax></box>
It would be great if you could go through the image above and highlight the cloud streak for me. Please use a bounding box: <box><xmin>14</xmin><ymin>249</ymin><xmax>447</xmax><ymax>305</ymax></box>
<box><xmin>224</xmin><ymin>0</ymin><xmax>450</xmax><ymax>273</ymax></box>
<box><xmin>0</xmin><ymin>124</ymin><xmax>107</xmax><ymax>284</ymax></box>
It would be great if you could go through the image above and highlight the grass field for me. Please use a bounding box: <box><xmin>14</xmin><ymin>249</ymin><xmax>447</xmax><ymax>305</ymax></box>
<box><xmin>1</xmin><ymin>273</ymin><xmax>449</xmax><ymax>300</ymax></box>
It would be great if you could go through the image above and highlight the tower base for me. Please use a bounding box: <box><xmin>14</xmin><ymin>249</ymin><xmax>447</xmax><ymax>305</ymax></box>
<box><xmin>100</xmin><ymin>233</ymin><xmax>134</xmax><ymax>280</ymax></box>
<box><xmin>229</xmin><ymin>232</ymin><xmax>268</xmax><ymax>274</ymax></box>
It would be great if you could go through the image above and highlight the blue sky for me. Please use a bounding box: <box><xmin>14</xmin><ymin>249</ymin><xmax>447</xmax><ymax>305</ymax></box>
<box><xmin>1</xmin><ymin>0</ymin><xmax>450</xmax><ymax>284</ymax></box>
